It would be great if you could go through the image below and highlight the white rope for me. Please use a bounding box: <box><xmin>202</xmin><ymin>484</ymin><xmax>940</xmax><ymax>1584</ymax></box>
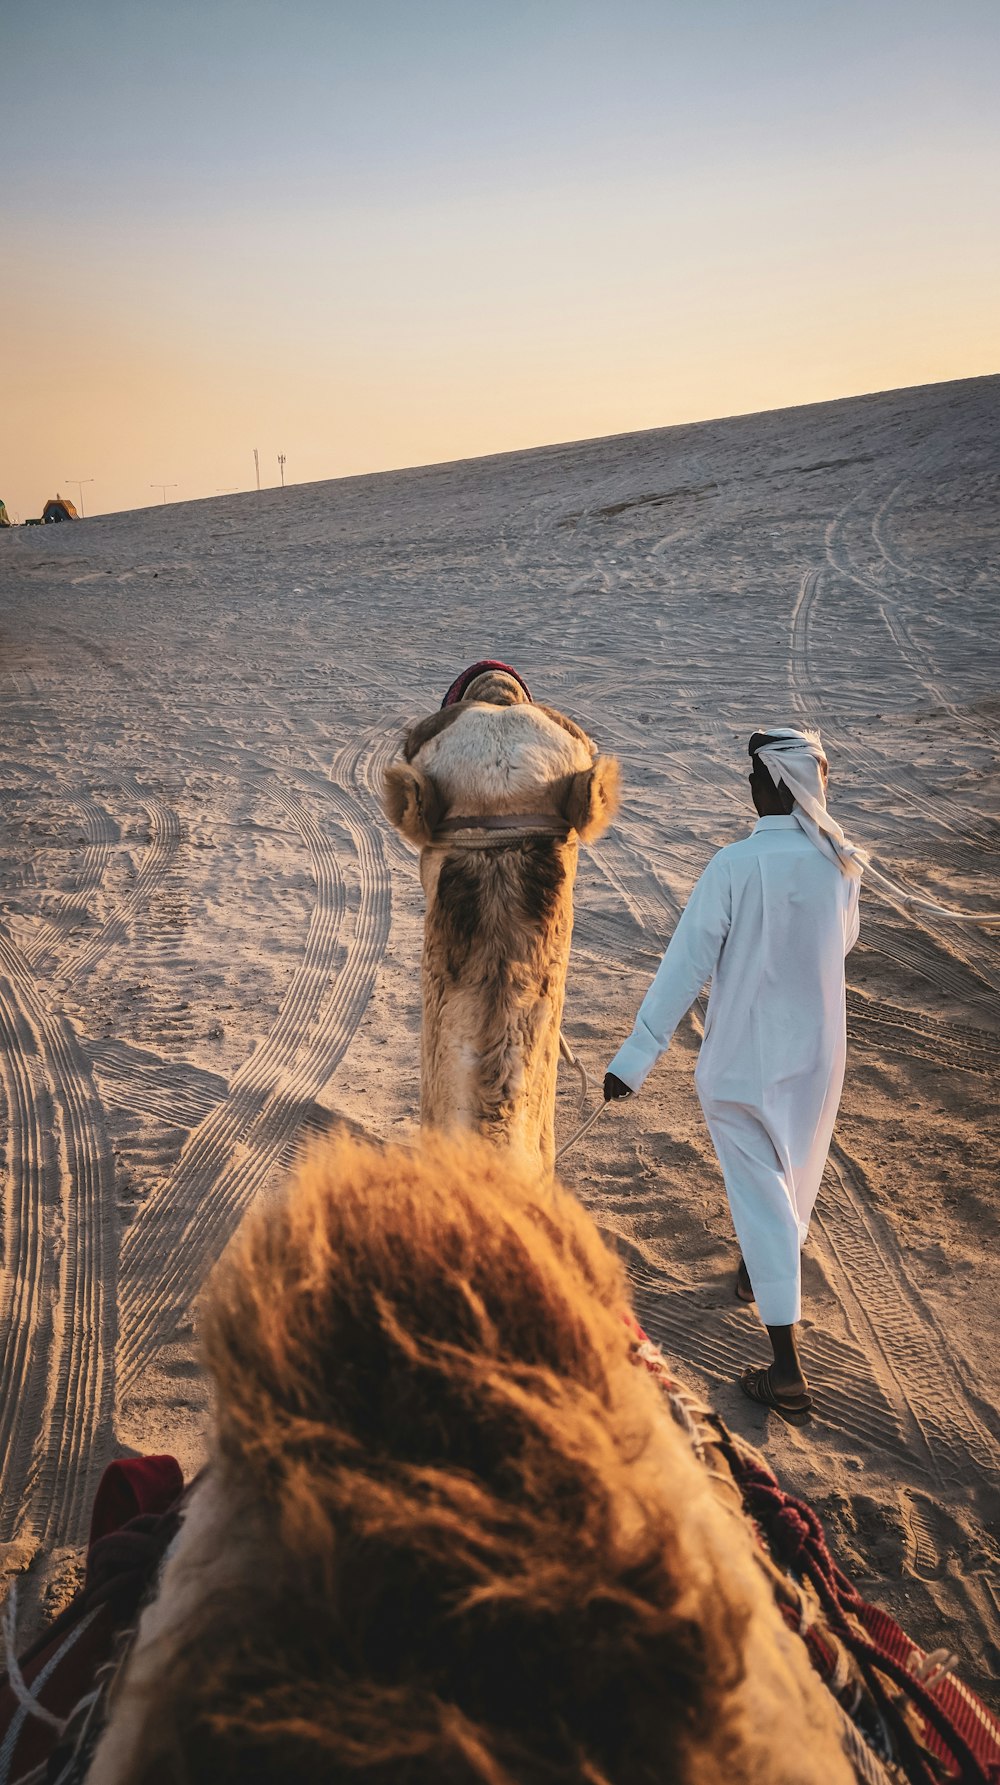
<box><xmin>555</xmin><ymin>1032</ymin><xmax>607</xmax><ymax>1163</ymax></box>
<box><xmin>910</xmin><ymin>1646</ymin><xmax>959</xmax><ymax>1688</ymax></box>
<box><xmin>863</xmin><ymin>860</ymin><xmax>1000</xmax><ymax>928</ymax></box>
<box><xmin>558</xmin><ymin>1031</ymin><xmax>589</xmax><ymax>1110</ymax></box>
<box><xmin>1</xmin><ymin>1582</ymin><xmax>65</xmax><ymax>1732</ymax></box>
<box><xmin>555</xmin><ymin>1099</ymin><xmax>607</xmax><ymax>1164</ymax></box>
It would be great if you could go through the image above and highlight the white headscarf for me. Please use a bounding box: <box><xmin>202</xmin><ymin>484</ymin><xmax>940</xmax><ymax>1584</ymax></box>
<box><xmin>752</xmin><ymin>727</ymin><xmax>869</xmax><ymax>880</ymax></box>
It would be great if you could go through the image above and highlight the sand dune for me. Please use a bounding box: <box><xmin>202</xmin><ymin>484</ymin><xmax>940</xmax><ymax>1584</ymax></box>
<box><xmin>0</xmin><ymin>374</ymin><xmax>998</xmax><ymax>1699</ymax></box>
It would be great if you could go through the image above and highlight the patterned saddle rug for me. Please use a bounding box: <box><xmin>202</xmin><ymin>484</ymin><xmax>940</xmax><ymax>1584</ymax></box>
<box><xmin>2</xmin><ymin>1339</ymin><xmax>998</xmax><ymax>1785</ymax></box>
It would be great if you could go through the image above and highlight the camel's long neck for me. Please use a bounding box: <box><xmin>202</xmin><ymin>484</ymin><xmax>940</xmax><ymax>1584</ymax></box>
<box><xmin>419</xmin><ymin>839</ymin><xmax>578</xmax><ymax>1169</ymax></box>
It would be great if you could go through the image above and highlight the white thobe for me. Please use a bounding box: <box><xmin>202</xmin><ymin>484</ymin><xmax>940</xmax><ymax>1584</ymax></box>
<box><xmin>608</xmin><ymin>816</ymin><xmax>860</xmax><ymax>1325</ymax></box>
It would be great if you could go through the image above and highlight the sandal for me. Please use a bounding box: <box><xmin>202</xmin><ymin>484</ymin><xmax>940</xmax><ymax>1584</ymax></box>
<box><xmin>739</xmin><ymin>1364</ymin><xmax>813</xmax><ymax>1426</ymax></box>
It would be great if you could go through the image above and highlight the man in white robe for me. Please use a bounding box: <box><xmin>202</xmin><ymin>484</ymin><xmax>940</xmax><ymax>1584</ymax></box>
<box><xmin>604</xmin><ymin>729</ymin><xmax>862</xmax><ymax>1420</ymax></box>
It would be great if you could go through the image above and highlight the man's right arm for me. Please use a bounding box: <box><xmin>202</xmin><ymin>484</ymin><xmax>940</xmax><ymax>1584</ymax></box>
<box><xmin>606</xmin><ymin>853</ymin><xmax>732</xmax><ymax>1093</ymax></box>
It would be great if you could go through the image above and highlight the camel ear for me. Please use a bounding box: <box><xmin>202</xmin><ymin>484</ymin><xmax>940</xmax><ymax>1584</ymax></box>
<box><xmin>561</xmin><ymin>755</ymin><xmax>621</xmax><ymax>843</ymax></box>
<box><xmin>383</xmin><ymin>761</ymin><xmax>444</xmax><ymax>846</ymax></box>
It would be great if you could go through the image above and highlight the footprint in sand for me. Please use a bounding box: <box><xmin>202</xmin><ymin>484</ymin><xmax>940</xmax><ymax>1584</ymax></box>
<box><xmin>902</xmin><ymin>1490</ymin><xmax>957</xmax><ymax>1582</ymax></box>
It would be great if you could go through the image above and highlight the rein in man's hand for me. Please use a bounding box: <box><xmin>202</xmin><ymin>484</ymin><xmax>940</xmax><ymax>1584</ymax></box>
<box><xmin>603</xmin><ymin>1071</ymin><xmax>633</xmax><ymax>1102</ymax></box>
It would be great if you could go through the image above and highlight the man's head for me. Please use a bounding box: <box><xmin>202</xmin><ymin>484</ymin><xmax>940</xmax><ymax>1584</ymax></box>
<box><xmin>748</xmin><ymin>730</ymin><xmax>828</xmax><ymax>817</ymax></box>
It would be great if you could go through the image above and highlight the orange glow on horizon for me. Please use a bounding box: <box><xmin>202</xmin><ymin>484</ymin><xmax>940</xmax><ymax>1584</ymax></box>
<box><xmin>3</xmin><ymin>7</ymin><xmax>998</xmax><ymax>520</ymax></box>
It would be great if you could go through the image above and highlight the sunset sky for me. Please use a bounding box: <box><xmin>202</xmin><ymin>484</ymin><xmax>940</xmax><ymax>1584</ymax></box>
<box><xmin>3</xmin><ymin>0</ymin><xmax>998</xmax><ymax>520</ymax></box>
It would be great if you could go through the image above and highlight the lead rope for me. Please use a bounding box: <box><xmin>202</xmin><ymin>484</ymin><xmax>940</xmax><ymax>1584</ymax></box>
<box><xmin>555</xmin><ymin>1099</ymin><xmax>608</xmax><ymax>1164</ymax></box>
<box><xmin>2</xmin><ymin>1581</ymin><xmax>66</xmax><ymax>1732</ymax></box>
<box><xmin>556</xmin><ymin>1032</ymin><xmax>609</xmax><ymax>1164</ymax></box>
<box><xmin>558</xmin><ymin>1031</ymin><xmax>589</xmax><ymax>1106</ymax></box>
<box><xmin>863</xmin><ymin>859</ymin><xmax>1000</xmax><ymax>928</ymax></box>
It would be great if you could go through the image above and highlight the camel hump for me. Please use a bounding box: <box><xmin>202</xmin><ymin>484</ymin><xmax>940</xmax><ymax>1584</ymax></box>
<box><xmin>402</xmin><ymin>704</ymin><xmax>468</xmax><ymax>761</ymax></box>
<box><xmin>403</xmin><ymin>700</ymin><xmax>598</xmax><ymax>766</ymax></box>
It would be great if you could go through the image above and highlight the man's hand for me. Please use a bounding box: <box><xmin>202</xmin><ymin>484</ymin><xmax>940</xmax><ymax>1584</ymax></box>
<box><xmin>603</xmin><ymin>1071</ymin><xmax>633</xmax><ymax>1102</ymax></box>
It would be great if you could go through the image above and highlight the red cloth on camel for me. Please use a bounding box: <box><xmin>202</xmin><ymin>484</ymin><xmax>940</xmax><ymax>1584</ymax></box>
<box><xmin>0</xmin><ymin>1456</ymin><xmax>184</xmax><ymax>1785</ymax></box>
<box><xmin>440</xmin><ymin>660</ymin><xmax>533</xmax><ymax>707</ymax></box>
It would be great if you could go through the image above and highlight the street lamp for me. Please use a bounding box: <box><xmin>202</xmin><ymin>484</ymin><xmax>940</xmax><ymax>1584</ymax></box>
<box><xmin>65</xmin><ymin>478</ymin><xmax>93</xmax><ymax>517</ymax></box>
<box><xmin>150</xmin><ymin>483</ymin><xmax>177</xmax><ymax>505</ymax></box>
<box><xmin>277</xmin><ymin>453</ymin><xmax>286</xmax><ymax>488</ymax></box>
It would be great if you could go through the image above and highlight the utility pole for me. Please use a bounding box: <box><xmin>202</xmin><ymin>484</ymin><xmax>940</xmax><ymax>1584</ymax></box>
<box><xmin>150</xmin><ymin>483</ymin><xmax>177</xmax><ymax>505</ymax></box>
<box><xmin>277</xmin><ymin>453</ymin><xmax>286</xmax><ymax>488</ymax></box>
<box><xmin>65</xmin><ymin>478</ymin><xmax>93</xmax><ymax>517</ymax></box>
<box><xmin>253</xmin><ymin>448</ymin><xmax>260</xmax><ymax>491</ymax></box>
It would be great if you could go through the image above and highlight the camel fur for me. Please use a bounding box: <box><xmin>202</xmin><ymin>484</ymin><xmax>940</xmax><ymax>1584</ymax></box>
<box><xmin>89</xmin><ymin>1132</ymin><xmax>853</xmax><ymax>1785</ymax></box>
<box><xmin>383</xmin><ymin>699</ymin><xmax>620</xmax><ymax>1166</ymax></box>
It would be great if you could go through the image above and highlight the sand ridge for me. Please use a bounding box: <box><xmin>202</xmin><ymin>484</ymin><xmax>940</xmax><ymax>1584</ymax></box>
<box><xmin>0</xmin><ymin>374</ymin><xmax>997</xmax><ymax>1696</ymax></box>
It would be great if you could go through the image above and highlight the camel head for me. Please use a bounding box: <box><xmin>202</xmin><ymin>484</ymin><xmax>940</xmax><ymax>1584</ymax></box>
<box><xmin>88</xmin><ymin>1133</ymin><xmax>853</xmax><ymax>1785</ymax></box>
<box><xmin>382</xmin><ymin>696</ymin><xmax>620</xmax><ymax>1163</ymax></box>
<box><xmin>384</xmin><ymin>700</ymin><xmax>620</xmax><ymax>851</ymax></box>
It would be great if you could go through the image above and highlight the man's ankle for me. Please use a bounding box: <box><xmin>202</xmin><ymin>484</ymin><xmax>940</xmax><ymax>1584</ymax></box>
<box><xmin>765</xmin><ymin>1323</ymin><xmax>807</xmax><ymax>1394</ymax></box>
<box><xmin>768</xmin><ymin>1361</ymin><xmax>808</xmax><ymax>1397</ymax></box>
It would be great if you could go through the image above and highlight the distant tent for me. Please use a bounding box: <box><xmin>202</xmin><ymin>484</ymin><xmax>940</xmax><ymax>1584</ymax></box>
<box><xmin>42</xmin><ymin>496</ymin><xmax>79</xmax><ymax>523</ymax></box>
<box><xmin>0</xmin><ymin>499</ymin><xmax>10</xmax><ymax>528</ymax></box>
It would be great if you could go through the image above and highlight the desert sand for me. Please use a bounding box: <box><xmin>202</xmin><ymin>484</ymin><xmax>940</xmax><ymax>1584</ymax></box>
<box><xmin>0</xmin><ymin>374</ymin><xmax>998</xmax><ymax>1703</ymax></box>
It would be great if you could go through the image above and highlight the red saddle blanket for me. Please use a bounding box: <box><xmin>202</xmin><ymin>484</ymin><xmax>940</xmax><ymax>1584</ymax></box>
<box><xmin>0</xmin><ymin>1456</ymin><xmax>183</xmax><ymax>1785</ymax></box>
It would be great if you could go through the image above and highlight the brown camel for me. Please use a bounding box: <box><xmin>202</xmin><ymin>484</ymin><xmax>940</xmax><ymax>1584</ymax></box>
<box><xmin>383</xmin><ymin>670</ymin><xmax>619</xmax><ymax>1166</ymax></box>
<box><xmin>88</xmin><ymin>1132</ymin><xmax>854</xmax><ymax>1785</ymax></box>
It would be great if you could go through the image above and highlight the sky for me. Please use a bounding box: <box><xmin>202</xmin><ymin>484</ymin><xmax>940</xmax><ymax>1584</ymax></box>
<box><xmin>2</xmin><ymin>0</ymin><xmax>998</xmax><ymax>519</ymax></box>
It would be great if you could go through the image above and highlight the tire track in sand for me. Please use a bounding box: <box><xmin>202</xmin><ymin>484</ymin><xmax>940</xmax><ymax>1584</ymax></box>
<box><xmin>91</xmin><ymin>1045</ymin><xmax>334</xmax><ymax>1170</ymax></box>
<box><xmin>617</xmin><ymin>1167</ymin><xmax>998</xmax><ymax>1490</ymax></box>
<box><xmin>813</xmin><ymin>1142</ymin><xmax>999</xmax><ymax>1489</ymax></box>
<box><xmin>63</xmin><ymin>780</ymin><xmax>181</xmax><ymax>987</ymax></box>
<box><xmin>827</xmin><ymin>486</ymin><xmax>998</xmax><ymax>755</ymax></box>
<box><xmin>867</xmin><ymin>467</ymin><xmax>999</xmax><ymax>741</ymax></box>
<box><xmin>116</xmin><ymin>764</ymin><xmax>392</xmax><ymax>1394</ymax></box>
<box><xmin>828</xmin><ymin>481</ymin><xmax>958</xmax><ymax>717</ymax></box>
<box><xmin>790</xmin><ymin>558</ymin><xmax>1000</xmax><ymax>959</ymax></box>
<box><xmin>614</xmin><ymin>1240</ymin><xmax>908</xmax><ymax>1459</ymax></box>
<box><xmin>88</xmin><ymin>1041</ymin><xmax>227</xmax><ymax>1132</ymax></box>
<box><xmin>846</xmin><ymin>988</ymin><xmax>1000</xmax><ymax>1076</ymax></box>
<box><xmin>869</xmin><ymin>478</ymin><xmax>966</xmax><ymax>605</ymax></box>
<box><xmin>783</xmin><ymin>548</ymin><xmax>1000</xmax><ymax>1483</ymax></box>
<box><xmin>0</xmin><ymin>931</ymin><xmax>116</xmax><ymax>1547</ymax></box>
<box><xmin>115</xmin><ymin>782</ymin><xmax>347</xmax><ymax>1382</ymax></box>
<box><xmin>22</xmin><ymin>795</ymin><xmax>118</xmax><ymax>972</ymax></box>
<box><xmin>0</xmin><ymin>962</ymin><xmax>57</xmax><ymax>1538</ymax></box>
